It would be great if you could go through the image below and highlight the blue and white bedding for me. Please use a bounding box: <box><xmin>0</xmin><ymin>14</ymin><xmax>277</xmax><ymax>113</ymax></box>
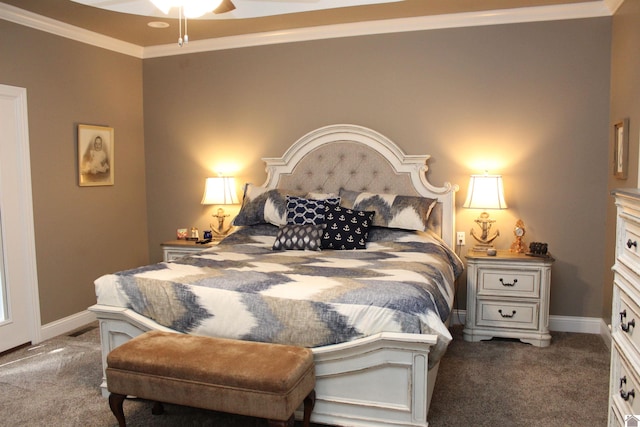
<box><xmin>95</xmin><ymin>225</ymin><xmax>463</xmax><ymax>365</ymax></box>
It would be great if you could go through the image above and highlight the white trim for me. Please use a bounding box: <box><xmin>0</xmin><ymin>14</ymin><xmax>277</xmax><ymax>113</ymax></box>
<box><xmin>144</xmin><ymin>2</ymin><xmax>613</xmax><ymax>58</ymax></box>
<box><xmin>40</xmin><ymin>309</ymin><xmax>97</xmax><ymax>341</ymax></box>
<box><xmin>549</xmin><ymin>314</ymin><xmax>606</xmax><ymax>334</ymax></box>
<box><xmin>0</xmin><ymin>85</ymin><xmax>42</xmax><ymax>348</ymax></box>
<box><xmin>604</xmin><ymin>0</ymin><xmax>625</xmax><ymax>14</ymax></box>
<box><xmin>0</xmin><ymin>1</ymin><xmax>615</xmax><ymax>59</ymax></box>
<box><xmin>0</xmin><ymin>3</ymin><xmax>143</xmax><ymax>58</ymax></box>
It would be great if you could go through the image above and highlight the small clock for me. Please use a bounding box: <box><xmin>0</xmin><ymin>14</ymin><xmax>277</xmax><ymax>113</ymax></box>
<box><xmin>510</xmin><ymin>219</ymin><xmax>527</xmax><ymax>253</ymax></box>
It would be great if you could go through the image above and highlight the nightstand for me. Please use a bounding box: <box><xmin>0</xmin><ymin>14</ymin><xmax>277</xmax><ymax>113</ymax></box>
<box><xmin>161</xmin><ymin>239</ymin><xmax>219</xmax><ymax>262</ymax></box>
<box><xmin>463</xmin><ymin>250</ymin><xmax>554</xmax><ymax>347</ymax></box>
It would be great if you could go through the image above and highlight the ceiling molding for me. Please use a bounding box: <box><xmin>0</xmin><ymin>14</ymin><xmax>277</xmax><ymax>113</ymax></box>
<box><xmin>0</xmin><ymin>2</ymin><xmax>143</xmax><ymax>57</ymax></box>
<box><xmin>143</xmin><ymin>1</ymin><xmax>613</xmax><ymax>58</ymax></box>
<box><xmin>604</xmin><ymin>0</ymin><xmax>625</xmax><ymax>14</ymax></box>
<box><xmin>0</xmin><ymin>1</ymin><xmax>614</xmax><ymax>60</ymax></box>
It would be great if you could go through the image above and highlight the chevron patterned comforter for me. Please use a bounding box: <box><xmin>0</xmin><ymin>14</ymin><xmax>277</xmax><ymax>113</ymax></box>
<box><xmin>95</xmin><ymin>224</ymin><xmax>463</xmax><ymax>364</ymax></box>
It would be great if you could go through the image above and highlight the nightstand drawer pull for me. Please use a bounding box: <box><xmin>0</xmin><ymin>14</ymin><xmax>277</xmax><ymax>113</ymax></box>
<box><xmin>620</xmin><ymin>310</ymin><xmax>627</xmax><ymax>323</ymax></box>
<box><xmin>620</xmin><ymin>388</ymin><xmax>635</xmax><ymax>401</ymax></box>
<box><xmin>627</xmin><ymin>239</ymin><xmax>638</xmax><ymax>249</ymax></box>
<box><xmin>620</xmin><ymin>376</ymin><xmax>627</xmax><ymax>388</ymax></box>
<box><xmin>621</xmin><ymin>318</ymin><xmax>636</xmax><ymax>333</ymax></box>
<box><xmin>498</xmin><ymin>309</ymin><xmax>516</xmax><ymax>318</ymax></box>
<box><xmin>499</xmin><ymin>278</ymin><xmax>518</xmax><ymax>287</ymax></box>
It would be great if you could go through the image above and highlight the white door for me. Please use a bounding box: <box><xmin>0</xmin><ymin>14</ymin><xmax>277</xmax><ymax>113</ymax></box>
<box><xmin>0</xmin><ymin>84</ymin><xmax>40</xmax><ymax>353</ymax></box>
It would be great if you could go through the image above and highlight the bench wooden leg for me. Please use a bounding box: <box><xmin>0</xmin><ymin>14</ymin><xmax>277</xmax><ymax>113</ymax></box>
<box><xmin>108</xmin><ymin>393</ymin><xmax>127</xmax><ymax>427</ymax></box>
<box><xmin>152</xmin><ymin>401</ymin><xmax>165</xmax><ymax>415</ymax></box>
<box><xmin>267</xmin><ymin>415</ymin><xmax>294</xmax><ymax>427</ymax></box>
<box><xmin>303</xmin><ymin>389</ymin><xmax>316</xmax><ymax>427</ymax></box>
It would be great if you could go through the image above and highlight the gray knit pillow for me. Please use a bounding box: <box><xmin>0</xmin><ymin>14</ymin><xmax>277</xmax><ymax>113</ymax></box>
<box><xmin>272</xmin><ymin>224</ymin><xmax>326</xmax><ymax>251</ymax></box>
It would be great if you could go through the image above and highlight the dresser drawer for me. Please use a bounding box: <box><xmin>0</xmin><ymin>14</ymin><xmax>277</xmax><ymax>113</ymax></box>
<box><xmin>611</xmin><ymin>347</ymin><xmax>640</xmax><ymax>419</ymax></box>
<box><xmin>475</xmin><ymin>299</ymin><xmax>539</xmax><ymax>330</ymax></box>
<box><xmin>615</xmin><ymin>289</ymin><xmax>640</xmax><ymax>355</ymax></box>
<box><xmin>477</xmin><ymin>267</ymin><xmax>540</xmax><ymax>298</ymax></box>
<box><xmin>618</xmin><ymin>215</ymin><xmax>640</xmax><ymax>272</ymax></box>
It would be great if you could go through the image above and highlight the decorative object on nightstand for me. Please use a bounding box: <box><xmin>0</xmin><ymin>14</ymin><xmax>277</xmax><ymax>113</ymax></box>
<box><xmin>510</xmin><ymin>219</ymin><xmax>527</xmax><ymax>253</ymax></box>
<box><xmin>463</xmin><ymin>173</ymin><xmax>508</xmax><ymax>251</ymax></box>
<box><xmin>463</xmin><ymin>250</ymin><xmax>554</xmax><ymax>347</ymax></box>
<box><xmin>201</xmin><ymin>176</ymin><xmax>239</xmax><ymax>237</ymax></box>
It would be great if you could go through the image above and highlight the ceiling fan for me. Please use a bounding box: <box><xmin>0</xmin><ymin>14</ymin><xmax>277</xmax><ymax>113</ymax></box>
<box><xmin>70</xmin><ymin>0</ymin><xmax>404</xmax><ymax>20</ymax></box>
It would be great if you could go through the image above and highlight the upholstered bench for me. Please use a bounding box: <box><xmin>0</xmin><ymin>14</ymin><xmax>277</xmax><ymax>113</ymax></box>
<box><xmin>106</xmin><ymin>330</ymin><xmax>316</xmax><ymax>427</ymax></box>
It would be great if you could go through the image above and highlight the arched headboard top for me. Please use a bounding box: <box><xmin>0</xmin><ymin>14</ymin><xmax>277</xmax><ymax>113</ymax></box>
<box><xmin>260</xmin><ymin>124</ymin><xmax>458</xmax><ymax>247</ymax></box>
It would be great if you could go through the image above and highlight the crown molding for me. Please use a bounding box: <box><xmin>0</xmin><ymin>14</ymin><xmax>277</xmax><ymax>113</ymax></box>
<box><xmin>604</xmin><ymin>0</ymin><xmax>625</xmax><ymax>14</ymax></box>
<box><xmin>0</xmin><ymin>2</ymin><xmax>143</xmax><ymax>58</ymax></box>
<box><xmin>0</xmin><ymin>1</ymin><xmax>615</xmax><ymax>60</ymax></box>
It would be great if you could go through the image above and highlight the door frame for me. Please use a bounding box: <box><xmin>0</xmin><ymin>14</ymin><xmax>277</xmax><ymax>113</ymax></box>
<box><xmin>0</xmin><ymin>84</ymin><xmax>41</xmax><ymax>348</ymax></box>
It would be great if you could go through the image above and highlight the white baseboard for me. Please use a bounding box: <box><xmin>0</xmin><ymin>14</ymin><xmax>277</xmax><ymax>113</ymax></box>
<box><xmin>40</xmin><ymin>309</ymin><xmax>97</xmax><ymax>342</ymax></box>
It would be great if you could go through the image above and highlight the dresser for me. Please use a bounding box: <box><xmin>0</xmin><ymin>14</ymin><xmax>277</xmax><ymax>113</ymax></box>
<box><xmin>464</xmin><ymin>250</ymin><xmax>554</xmax><ymax>347</ymax></box>
<box><xmin>609</xmin><ymin>189</ymin><xmax>640</xmax><ymax>426</ymax></box>
<box><xmin>161</xmin><ymin>239</ymin><xmax>218</xmax><ymax>262</ymax></box>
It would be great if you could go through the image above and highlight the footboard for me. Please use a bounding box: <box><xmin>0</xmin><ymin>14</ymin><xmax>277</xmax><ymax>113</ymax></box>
<box><xmin>89</xmin><ymin>304</ymin><xmax>440</xmax><ymax>427</ymax></box>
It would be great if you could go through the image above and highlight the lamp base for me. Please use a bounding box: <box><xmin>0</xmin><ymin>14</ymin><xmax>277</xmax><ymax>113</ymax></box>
<box><xmin>211</xmin><ymin>207</ymin><xmax>234</xmax><ymax>237</ymax></box>
<box><xmin>471</xmin><ymin>243</ymin><xmax>495</xmax><ymax>252</ymax></box>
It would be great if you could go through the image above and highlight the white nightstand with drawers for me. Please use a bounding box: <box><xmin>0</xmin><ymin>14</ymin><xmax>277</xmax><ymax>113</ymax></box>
<box><xmin>161</xmin><ymin>239</ymin><xmax>219</xmax><ymax>262</ymax></box>
<box><xmin>463</xmin><ymin>250</ymin><xmax>554</xmax><ymax>347</ymax></box>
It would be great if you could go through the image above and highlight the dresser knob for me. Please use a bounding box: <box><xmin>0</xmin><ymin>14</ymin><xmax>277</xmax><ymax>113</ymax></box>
<box><xmin>621</xmin><ymin>388</ymin><xmax>635</xmax><ymax>401</ymax></box>
<box><xmin>621</xmin><ymin>376</ymin><xmax>627</xmax><ymax>388</ymax></box>
<box><xmin>499</xmin><ymin>278</ymin><xmax>518</xmax><ymax>287</ymax></box>
<box><xmin>620</xmin><ymin>310</ymin><xmax>627</xmax><ymax>323</ymax></box>
<box><xmin>622</xmin><ymin>318</ymin><xmax>636</xmax><ymax>333</ymax></box>
<box><xmin>627</xmin><ymin>239</ymin><xmax>638</xmax><ymax>249</ymax></box>
<box><xmin>498</xmin><ymin>309</ymin><xmax>516</xmax><ymax>318</ymax></box>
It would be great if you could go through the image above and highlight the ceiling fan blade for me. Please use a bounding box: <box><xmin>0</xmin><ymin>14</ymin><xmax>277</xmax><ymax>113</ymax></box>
<box><xmin>213</xmin><ymin>0</ymin><xmax>236</xmax><ymax>14</ymax></box>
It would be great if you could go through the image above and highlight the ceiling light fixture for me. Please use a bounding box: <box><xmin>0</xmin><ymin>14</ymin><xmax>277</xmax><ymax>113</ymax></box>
<box><xmin>149</xmin><ymin>0</ymin><xmax>224</xmax><ymax>46</ymax></box>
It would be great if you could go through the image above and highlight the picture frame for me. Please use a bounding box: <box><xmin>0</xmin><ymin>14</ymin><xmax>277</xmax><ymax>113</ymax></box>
<box><xmin>78</xmin><ymin>124</ymin><xmax>114</xmax><ymax>186</ymax></box>
<box><xmin>614</xmin><ymin>118</ymin><xmax>629</xmax><ymax>180</ymax></box>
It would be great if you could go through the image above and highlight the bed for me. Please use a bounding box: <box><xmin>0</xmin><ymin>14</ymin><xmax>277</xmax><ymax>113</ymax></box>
<box><xmin>89</xmin><ymin>124</ymin><xmax>461</xmax><ymax>427</ymax></box>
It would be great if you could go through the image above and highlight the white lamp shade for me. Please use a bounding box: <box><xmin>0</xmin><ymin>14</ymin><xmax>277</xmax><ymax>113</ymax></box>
<box><xmin>463</xmin><ymin>174</ymin><xmax>507</xmax><ymax>210</ymax></box>
<box><xmin>201</xmin><ymin>177</ymin><xmax>239</xmax><ymax>205</ymax></box>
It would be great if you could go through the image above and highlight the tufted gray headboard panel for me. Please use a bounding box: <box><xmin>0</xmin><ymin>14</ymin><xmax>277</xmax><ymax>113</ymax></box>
<box><xmin>277</xmin><ymin>142</ymin><xmax>416</xmax><ymax>196</ymax></box>
<box><xmin>261</xmin><ymin>124</ymin><xmax>458</xmax><ymax>247</ymax></box>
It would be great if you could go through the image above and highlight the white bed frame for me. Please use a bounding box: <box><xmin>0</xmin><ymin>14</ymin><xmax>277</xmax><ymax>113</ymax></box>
<box><xmin>89</xmin><ymin>124</ymin><xmax>458</xmax><ymax>427</ymax></box>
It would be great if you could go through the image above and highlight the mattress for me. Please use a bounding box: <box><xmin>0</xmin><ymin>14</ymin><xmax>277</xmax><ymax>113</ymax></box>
<box><xmin>95</xmin><ymin>224</ymin><xmax>463</xmax><ymax>364</ymax></box>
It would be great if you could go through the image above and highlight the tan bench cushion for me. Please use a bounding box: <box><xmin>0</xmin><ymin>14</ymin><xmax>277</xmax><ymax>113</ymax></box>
<box><xmin>106</xmin><ymin>331</ymin><xmax>315</xmax><ymax>421</ymax></box>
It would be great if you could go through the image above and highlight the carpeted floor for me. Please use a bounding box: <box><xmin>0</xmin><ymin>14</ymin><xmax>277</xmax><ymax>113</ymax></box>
<box><xmin>0</xmin><ymin>323</ymin><xmax>610</xmax><ymax>426</ymax></box>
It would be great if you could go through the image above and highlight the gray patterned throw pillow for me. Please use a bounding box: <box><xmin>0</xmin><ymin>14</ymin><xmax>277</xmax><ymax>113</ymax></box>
<box><xmin>233</xmin><ymin>184</ymin><xmax>304</xmax><ymax>227</ymax></box>
<box><xmin>272</xmin><ymin>224</ymin><xmax>326</xmax><ymax>251</ymax></box>
<box><xmin>339</xmin><ymin>189</ymin><xmax>437</xmax><ymax>231</ymax></box>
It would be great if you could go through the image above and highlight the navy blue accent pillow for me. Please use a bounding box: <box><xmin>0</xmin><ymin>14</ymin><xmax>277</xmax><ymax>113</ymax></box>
<box><xmin>286</xmin><ymin>195</ymin><xmax>340</xmax><ymax>225</ymax></box>
<box><xmin>321</xmin><ymin>205</ymin><xmax>374</xmax><ymax>250</ymax></box>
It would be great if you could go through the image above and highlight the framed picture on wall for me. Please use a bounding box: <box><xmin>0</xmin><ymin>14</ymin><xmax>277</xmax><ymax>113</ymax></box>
<box><xmin>614</xmin><ymin>118</ymin><xmax>629</xmax><ymax>180</ymax></box>
<box><xmin>78</xmin><ymin>124</ymin><xmax>114</xmax><ymax>186</ymax></box>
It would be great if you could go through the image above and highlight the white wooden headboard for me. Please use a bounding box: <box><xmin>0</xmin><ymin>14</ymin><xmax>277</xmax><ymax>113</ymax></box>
<box><xmin>261</xmin><ymin>124</ymin><xmax>458</xmax><ymax>247</ymax></box>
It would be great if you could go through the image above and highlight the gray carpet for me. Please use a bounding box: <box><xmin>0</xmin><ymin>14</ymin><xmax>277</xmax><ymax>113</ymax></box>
<box><xmin>0</xmin><ymin>324</ymin><xmax>610</xmax><ymax>426</ymax></box>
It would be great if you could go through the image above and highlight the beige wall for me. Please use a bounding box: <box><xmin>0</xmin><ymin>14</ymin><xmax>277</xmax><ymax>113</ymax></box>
<box><xmin>0</xmin><ymin>13</ymin><xmax>617</xmax><ymax>327</ymax></box>
<box><xmin>143</xmin><ymin>18</ymin><xmax>611</xmax><ymax>318</ymax></box>
<box><xmin>0</xmin><ymin>20</ymin><xmax>148</xmax><ymax>324</ymax></box>
<box><xmin>605</xmin><ymin>0</ymin><xmax>640</xmax><ymax>321</ymax></box>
